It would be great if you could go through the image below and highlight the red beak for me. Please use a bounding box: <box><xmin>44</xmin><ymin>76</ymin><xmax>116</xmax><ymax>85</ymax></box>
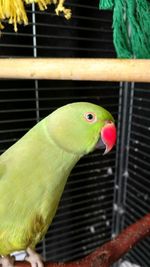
<box><xmin>101</xmin><ymin>122</ymin><xmax>117</xmax><ymax>154</ymax></box>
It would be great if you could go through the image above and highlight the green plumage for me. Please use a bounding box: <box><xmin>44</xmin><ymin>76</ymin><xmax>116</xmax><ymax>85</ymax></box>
<box><xmin>0</xmin><ymin>102</ymin><xmax>114</xmax><ymax>255</ymax></box>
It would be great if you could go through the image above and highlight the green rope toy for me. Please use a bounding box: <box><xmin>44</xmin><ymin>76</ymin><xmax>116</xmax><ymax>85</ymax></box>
<box><xmin>99</xmin><ymin>0</ymin><xmax>150</xmax><ymax>58</ymax></box>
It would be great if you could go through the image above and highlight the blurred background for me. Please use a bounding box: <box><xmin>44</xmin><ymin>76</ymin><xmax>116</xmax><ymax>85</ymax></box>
<box><xmin>0</xmin><ymin>1</ymin><xmax>150</xmax><ymax>266</ymax></box>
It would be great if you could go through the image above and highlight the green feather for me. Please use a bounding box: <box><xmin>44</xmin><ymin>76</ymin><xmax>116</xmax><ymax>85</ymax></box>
<box><xmin>0</xmin><ymin>102</ymin><xmax>114</xmax><ymax>255</ymax></box>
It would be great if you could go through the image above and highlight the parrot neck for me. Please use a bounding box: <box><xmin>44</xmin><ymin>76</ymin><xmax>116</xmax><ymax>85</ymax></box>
<box><xmin>34</xmin><ymin>120</ymin><xmax>82</xmax><ymax>225</ymax></box>
<box><xmin>44</xmin><ymin>122</ymin><xmax>81</xmax><ymax>167</ymax></box>
<box><xmin>41</xmin><ymin>119</ymin><xmax>82</xmax><ymax>187</ymax></box>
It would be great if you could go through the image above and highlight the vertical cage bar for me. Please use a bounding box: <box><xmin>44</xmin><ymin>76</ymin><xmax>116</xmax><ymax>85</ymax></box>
<box><xmin>32</xmin><ymin>3</ymin><xmax>40</xmax><ymax>123</ymax></box>
<box><xmin>112</xmin><ymin>82</ymin><xmax>134</xmax><ymax>266</ymax></box>
<box><xmin>32</xmin><ymin>3</ymin><xmax>46</xmax><ymax>258</ymax></box>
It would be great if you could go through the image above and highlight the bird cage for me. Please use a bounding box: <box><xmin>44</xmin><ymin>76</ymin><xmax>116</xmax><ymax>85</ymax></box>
<box><xmin>0</xmin><ymin>1</ymin><xmax>149</xmax><ymax>267</ymax></box>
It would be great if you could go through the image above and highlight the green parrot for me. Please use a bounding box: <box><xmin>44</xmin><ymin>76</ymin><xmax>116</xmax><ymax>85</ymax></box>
<box><xmin>0</xmin><ymin>102</ymin><xmax>116</xmax><ymax>267</ymax></box>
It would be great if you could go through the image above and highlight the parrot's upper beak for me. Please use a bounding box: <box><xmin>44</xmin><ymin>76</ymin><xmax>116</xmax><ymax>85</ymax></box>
<box><xmin>96</xmin><ymin>122</ymin><xmax>117</xmax><ymax>154</ymax></box>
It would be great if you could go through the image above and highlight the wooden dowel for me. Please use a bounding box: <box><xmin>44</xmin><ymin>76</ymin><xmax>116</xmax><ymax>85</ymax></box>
<box><xmin>0</xmin><ymin>58</ymin><xmax>150</xmax><ymax>82</ymax></box>
<box><xmin>14</xmin><ymin>213</ymin><xmax>150</xmax><ymax>267</ymax></box>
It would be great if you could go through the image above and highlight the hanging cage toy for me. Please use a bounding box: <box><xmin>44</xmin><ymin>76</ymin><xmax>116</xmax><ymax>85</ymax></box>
<box><xmin>99</xmin><ymin>0</ymin><xmax>150</xmax><ymax>58</ymax></box>
<box><xmin>1</xmin><ymin>0</ymin><xmax>150</xmax><ymax>58</ymax></box>
<box><xmin>0</xmin><ymin>0</ymin><xmax>71</xmax><ymax>32</ymax></box>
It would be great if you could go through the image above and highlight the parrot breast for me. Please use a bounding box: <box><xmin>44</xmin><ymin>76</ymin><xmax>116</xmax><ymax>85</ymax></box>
<box><xmin>0</xmin><ymin>121</ymin><xmax>80</xmax><ymax>255</ymax></box>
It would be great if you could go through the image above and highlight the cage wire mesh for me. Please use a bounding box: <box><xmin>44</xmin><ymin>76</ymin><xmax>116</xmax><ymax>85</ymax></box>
<box><xmin>121</xmin><ymin>84</ymin><xmax>150</xmax><ymax>267</ymax></box>
<box><xmin>0</xmin><ymin>1</ymin><xmax>150</xmax><ymax>267</ymax></box>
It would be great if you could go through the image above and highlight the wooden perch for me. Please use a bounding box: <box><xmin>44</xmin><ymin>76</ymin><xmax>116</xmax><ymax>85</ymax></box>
<box><xmin>0</xmin><ymin>58</ymin><xmax>150</xmax><ymax>82</ymax></box>
<box><xmin>15</xmin><ymin>213</ymin><xmax>150</xmax><ymax>267</ymax></box>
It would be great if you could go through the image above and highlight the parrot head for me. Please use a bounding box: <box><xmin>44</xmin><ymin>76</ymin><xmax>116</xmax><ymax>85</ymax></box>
<box><xmin>46</xmin><ymin>102</ymin><xmax>116</xmax><ymax>156</ymax></box>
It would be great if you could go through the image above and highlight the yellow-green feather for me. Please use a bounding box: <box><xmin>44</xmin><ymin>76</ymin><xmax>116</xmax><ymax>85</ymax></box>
<box><xmin>0</xmin><ymin>120</ymin><xmax>80</xmax><ymax>255</ymax></box>
<box><xmin>0</xmin><ymin>102</ymin><xmax>114</xmax><ymax>255</ymax></box>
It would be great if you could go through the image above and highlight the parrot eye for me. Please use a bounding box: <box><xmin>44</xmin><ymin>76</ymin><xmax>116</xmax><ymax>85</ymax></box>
<box><xmin>84</xmin><ymin>112</ymin><xmax>97</xmax><ymax>123</ymax></box>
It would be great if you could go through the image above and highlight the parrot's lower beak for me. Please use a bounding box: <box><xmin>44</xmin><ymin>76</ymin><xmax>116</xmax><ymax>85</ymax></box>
<box><xmin>96</xmin><ymin>122</ymin><xmax>117</xmax><ymax>154</ymax></box>
<box><xmin>95</xmin><ymin>138</ymin><xmax>106</xmax><ymax>151</ymax></box>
